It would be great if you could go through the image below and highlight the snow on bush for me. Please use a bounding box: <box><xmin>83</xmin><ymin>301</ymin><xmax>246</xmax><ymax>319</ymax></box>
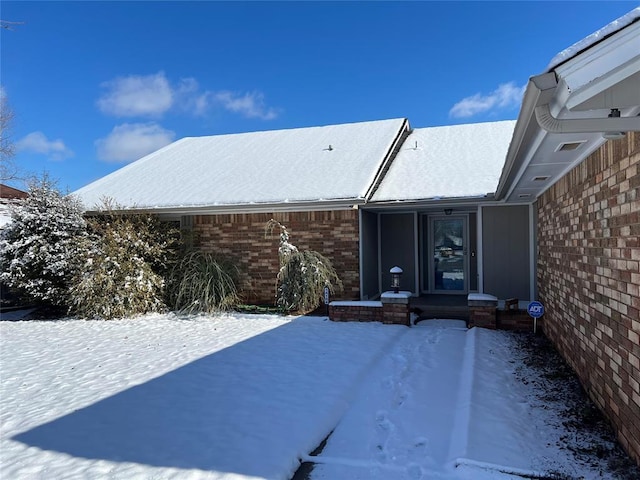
<box><xmin>266</xmin><ymin>219</ymin><xmax>343</xmax><ymax>313</ymax></box>
<box><xmin>69</xmin><ymin>207</ymin><xmax>179</xmax><ymax>320</ymax></box>
<box><xmin>0</xmin><ymin>177</ymin><xmax>89</xmax><ymax>305</ymax></box>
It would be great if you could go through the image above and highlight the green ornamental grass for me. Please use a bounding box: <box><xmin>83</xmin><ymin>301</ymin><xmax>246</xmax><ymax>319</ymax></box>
<box><xmin>168</xmin><ymin>250</ymin><xmax>239</xmax><ymax>314</ymax></box>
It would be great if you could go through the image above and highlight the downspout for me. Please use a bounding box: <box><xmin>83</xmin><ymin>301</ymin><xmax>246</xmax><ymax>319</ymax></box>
<box><xmin>531</xmin><ymin>73</ymin><xmax>640</xmax><ymax>134</ymax></box>
<box><xmin>534</xmin><ymin>103</ymin><xmax>640</xmax><ymax>133</ymax></box>
<box><xmin>497</xmin><ymin>71</ymin><xmax>640</xmax><ymax>202</ymax></box>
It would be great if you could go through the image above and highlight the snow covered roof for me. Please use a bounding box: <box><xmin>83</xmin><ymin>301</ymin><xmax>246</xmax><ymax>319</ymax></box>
<box><xmin>74</xmin><ymin>119</ymin><xmax>408</xmax><ymax>212</ymax></box>
<box><xmin>371</xmin><ymin>120</ymin><xmax>516</xmax><ymax>203</ymax></box>
<box><xmin>546</xmin><ymin>7</ymin><xmax>640</xmax><ymax>71</ymax></box>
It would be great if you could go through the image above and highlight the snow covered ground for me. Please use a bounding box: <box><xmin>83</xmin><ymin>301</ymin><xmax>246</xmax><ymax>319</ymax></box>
<box><xmin>0</xmin><ymin>313</ymin><xmax>630</xmax><ymax>479</ymax></box>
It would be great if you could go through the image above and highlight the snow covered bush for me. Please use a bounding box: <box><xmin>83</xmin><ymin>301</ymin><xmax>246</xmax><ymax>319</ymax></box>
<box><xmin>68</xmin><ymin>206</ymin><xmax>179</xmax><ymax>320</ymax></box>
<box><xmin>266</xmin><ymin>219</ymin><xmax>343</xmax><ymax>313</ymax></box>
<box><xmin>167</xmin><ymin>250</ymin><xmax>240</xmax><ymax>313</ymax></box>
<box><xmin>0</xmin><ymin>177</ymin><xmax>89</xmax><ymax>306</ymax></box>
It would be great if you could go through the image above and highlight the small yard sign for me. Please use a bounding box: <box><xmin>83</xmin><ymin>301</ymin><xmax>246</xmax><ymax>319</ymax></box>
<box><xmin>527</xmin><ymin>301</ymin><xmax>544</xmax><ymax>318</ymax></box>
<box><xmin>527</xmin><ymin>301</ymin><xmax>544</xmax><ymax>334</ymax></box>
<box><xmin>324</xmin><ymin>286</ymin><xmax>330</xmax><ymax>305</ymax></box>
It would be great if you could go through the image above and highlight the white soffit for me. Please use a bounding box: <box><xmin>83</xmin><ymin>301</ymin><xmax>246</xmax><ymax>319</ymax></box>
<box><xmin>556</xmin><ymin>17</ymin><xmax>640</xmax><ymax>98</ymax></box>
<box><xmin>570</xmin><ymin>70</ymin><xmax>640</xmax><ymax>112</ymax></box>
<box><xmin>500</xmin><ymin>10</ymin><xmax>640</xmax><ymax>203</ymax></box>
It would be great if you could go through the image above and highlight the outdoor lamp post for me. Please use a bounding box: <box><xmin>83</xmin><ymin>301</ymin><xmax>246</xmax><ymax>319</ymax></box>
<box><xmin>390</xmin><ymin>266</ymin><xmax>403</xmax><ymax>293</ymax></box>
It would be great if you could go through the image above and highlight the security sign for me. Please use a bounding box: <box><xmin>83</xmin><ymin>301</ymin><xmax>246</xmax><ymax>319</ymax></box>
<box><xmin>527</xmin><ymin>301</ymin><xmax>545</xmax><ymax>318</ymax></box>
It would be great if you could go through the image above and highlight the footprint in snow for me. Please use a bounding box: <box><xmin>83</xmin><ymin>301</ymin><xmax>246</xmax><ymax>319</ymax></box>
<box><xmin>406</xmin><ymin>462</ymin><xmax>423</xmax><ymax>479</ymax></box>
<box><xmin>395</xmin><ymin>391</ymin><xmax>408</xmax><ymax>406</ymax></box>
<box><xmin>375</xmin><ymin>410</ymin><xmax>393</xmax><ymax>431</ymax></box>
<box><xmin>409</xmin><ymin>436</ymin><xmax>431</xmax><ymax>461</ymax></box>
<box><xmin>375</xmin><ymin>444</ymin><xmax>388</xmax><ymax>464</ymax></box>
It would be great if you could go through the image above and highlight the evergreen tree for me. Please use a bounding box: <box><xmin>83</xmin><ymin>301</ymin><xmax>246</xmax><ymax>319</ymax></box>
<box><xmin>0</xmin><ymin>177</ymin><xmax>89</xmax><ymax>305</ymax></box>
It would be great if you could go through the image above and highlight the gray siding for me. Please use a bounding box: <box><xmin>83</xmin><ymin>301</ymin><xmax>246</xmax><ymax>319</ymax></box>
<box><xmin>380</xmin><ymin>213</ymin><xmax>416</xmax><ymax>293</ymax></box>
<box><xmin>469</xmin><ymin>213</ymin><xmax>478</xmax><ymax>291</ymax></box>
<box><xmin>360</xmin><ymin>210</ymin><xmax>379</xmax><ymax>300</ymax></box>
<box><xmin>482</xmin><ymin>205</ymin><xmax>530</xmax><ymax>300</ymax></box>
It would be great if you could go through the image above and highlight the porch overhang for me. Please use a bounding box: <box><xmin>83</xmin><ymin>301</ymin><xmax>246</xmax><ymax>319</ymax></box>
<box><xmin>361</xmin><ymin>194</ymin><xmax>497</xmax><ymax>213</ymax></box>
<box><xmin>495</xmin><ymin>9</ymin><xmax>640</xmax><ymax>203</ymax></box>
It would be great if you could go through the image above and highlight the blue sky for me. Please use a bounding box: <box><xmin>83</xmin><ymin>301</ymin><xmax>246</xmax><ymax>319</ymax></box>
<box><xmin>2</xmin><ymin>1</ymin><xmax>637</xmax><ymax>192</ymax></box>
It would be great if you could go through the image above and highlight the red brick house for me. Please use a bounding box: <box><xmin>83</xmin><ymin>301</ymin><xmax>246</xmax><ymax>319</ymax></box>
<box><xmin>0</xmin><ymin>184</ymin><xmax>28</xmax><ymax>228</ymax></box>
<box><xmin>75</xmin><ymin>117</ymin><xmax>520</xmax><ymax>304</ymax></box>
<box><xmin>493</xmin><ymin>10</ymin><xmax>640</xmax><ymax>465</ymax></box>
<box><xmin>75</xmin><ymin>9</ymin><xmax>640</xmax><ymax>463</ymax></box>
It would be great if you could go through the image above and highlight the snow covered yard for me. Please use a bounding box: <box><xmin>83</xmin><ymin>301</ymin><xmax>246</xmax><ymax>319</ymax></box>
<box><xmin>1</xmin><ymin>313</ymin><xmax>636</xmax><ymax>480</ymax></box>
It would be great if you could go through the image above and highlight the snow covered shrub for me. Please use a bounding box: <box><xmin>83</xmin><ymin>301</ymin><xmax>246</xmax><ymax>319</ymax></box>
<box><xmin>276</xmin><ymin>250</ymin><xmax>343</xmax><ymax>313</ymax></box>
<box><xmin>266</xmin><ymin>219</ymin><xmax>343</xmax><ymax>313</ymax></box>
<box><xmin>0</xmin><ymin>177</ymin><xmax>89</xmax><ymax>306</ymax></box>
<box><xmin>69</xmin><ymin>206</ymin><xmax>179</xmax><ymax>319</ymax></box>
<box><xmin>167</xmin><ymin>250</ymin><xmax>239</xmax><ymax>313</ymax></box>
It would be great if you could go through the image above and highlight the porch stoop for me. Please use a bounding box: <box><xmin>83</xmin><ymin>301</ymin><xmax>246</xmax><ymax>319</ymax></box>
<box><xmin>411</xmin><ymin>295</ymin><xmax>470</xmax><ymax>322</ymax></box>
<box><xmin>329</xmin><ymin>294</ymin><xmax>537</xmax><ymax>332</ymax></box>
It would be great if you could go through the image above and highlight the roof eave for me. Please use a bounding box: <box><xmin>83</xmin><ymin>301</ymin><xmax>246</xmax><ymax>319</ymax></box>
<box><xmin>83</xmin><ymin>198</ymin><xmax>366</xmax><ymax>218</ymax></box>
<box><xmin>495</xmin><ymin>14</ymin><xmax>640</xmax><ymax>203</ymax></box>
<box><xmin>494</xmin><ymin>76</ymin><xmax>551</xmax><ymax>201</ymax></box>
<box><xmin>365</xmin><ymin>194</ymin><xmax>497</xmax><ymax>210</ymax></box>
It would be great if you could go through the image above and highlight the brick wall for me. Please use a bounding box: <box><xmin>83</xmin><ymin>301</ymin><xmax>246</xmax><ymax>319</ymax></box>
<box><xmin>192</xmin><ymin>210</ymin><xmax>360</xmax><ymax>304</ymax></box>
<box><xmin>468</xmin><ymin>306</ymin><xmax>497</xmax><ymax>329</ymax></box>
<box><xmin>536</xmin><ymin>131</ymin><xmax>640</xmax><ymax>465</ymax></box>
<box><xmin>329</xmin><ymin>301</ymin><xmax>410</xmax><ymax>326</ymax></box>
<box><xmin>329</xmin><ymin>303</ymin><xmax>384</xmax><ymax>323</ymax></box>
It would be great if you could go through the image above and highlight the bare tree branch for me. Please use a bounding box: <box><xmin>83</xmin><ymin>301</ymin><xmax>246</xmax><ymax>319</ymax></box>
<box><xmin>0</xmin><ymin>20</ymin><xmax>25</xmax><ymax>31</ymax></box>
<box><xmin>0</xmin><ymin>94</ymin><xmax>19</xmax><ymax>181</ymax></box>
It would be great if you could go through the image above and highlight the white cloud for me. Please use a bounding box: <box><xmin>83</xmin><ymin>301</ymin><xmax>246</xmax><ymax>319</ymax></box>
<box><xmin>95</xmin><ymin>123</ymin><xmax>175</xmax><ymax>163</ymax></box>
<box><xmin>192</xmin><ymin>93</ymin><xmax>211</xmax><ymax>116</ymax></box>
<box><xmin>449</xmin><ymin>82</ymin><xmax>525</xmax><ymax>118</ymax></box>
<box><xmin>16</xmin><ymin>131</ymin><xmax>74</xmax><ymax>160</ymax></box>
<box><xmin>97</xmin><ymin>72</ymin><xmax>280</xmax><ymax>121</ymax></box>
<box><xmin>97</xmin><ymin>72</ymin><xmax>173</xmax><ymax>118</ymax></box>
<box><xmin>213</xmin><ymin>91</ymin><xmax>279</xmax><ymax>120</ymax></box>
<box><xmin>174</xmin><ymin>78</ymin><xmax>211</xmax><ymax>116</ymax></box>
<box><xmin>176</xmin><ymin>77</ymin><xmax>199</xmax><ymax>95</ymax></box>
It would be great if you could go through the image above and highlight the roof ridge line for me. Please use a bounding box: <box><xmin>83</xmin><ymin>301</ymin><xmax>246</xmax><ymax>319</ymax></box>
<box><xmin>364</xmin><ymin>119</ymin><xmax>411</xmax><ymax>202</ymax></box>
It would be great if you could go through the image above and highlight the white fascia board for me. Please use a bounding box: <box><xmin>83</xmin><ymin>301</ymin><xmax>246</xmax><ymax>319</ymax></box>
<box><xmin>87</xmin><ymin>198</ymin><xmax>364</xmax><ymax>217</ymax></box>
<box><xmin>496</xmin><ymin>19</ymin><xmax>640</xmax><ymax>202</ymax></box>
<box><xmin>361</xmin><ymin>199</ymin><xmax>493</xmax><ymax>214</ymax></box>
<box><xmin>556</xmin><ymin>20</ymin><xmax>640</xmax><ymax>106</ymax></box>
<box><xmin>494</xmin><ymin>77</ymin><xmax>549</xmax><ymax>200</ymax></box>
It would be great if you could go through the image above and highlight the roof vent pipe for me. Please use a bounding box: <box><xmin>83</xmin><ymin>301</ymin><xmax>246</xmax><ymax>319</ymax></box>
<box><xmin>534</xmin><ymin>104</ymin><xmax>640</xmax><ymax>134</ymax></box>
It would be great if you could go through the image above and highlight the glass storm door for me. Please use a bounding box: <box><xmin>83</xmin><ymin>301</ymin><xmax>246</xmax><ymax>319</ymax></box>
<box><xmin>431</xmin><ymin>216</ymin><xmax>467</xmax><ymax>293</ymax></box>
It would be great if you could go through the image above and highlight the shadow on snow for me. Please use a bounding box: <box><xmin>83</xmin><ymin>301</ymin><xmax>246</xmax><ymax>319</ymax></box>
<box><xmin>13</xmin><ymin>317</ymin><xmax>400</xmax><ymax>479</ymax></box>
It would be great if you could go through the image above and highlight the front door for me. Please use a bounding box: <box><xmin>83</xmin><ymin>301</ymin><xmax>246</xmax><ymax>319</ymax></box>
<box><xmin>430</xmin><ymin>216</ymin><xmax>467</xmax><ymax>294</ymax></box>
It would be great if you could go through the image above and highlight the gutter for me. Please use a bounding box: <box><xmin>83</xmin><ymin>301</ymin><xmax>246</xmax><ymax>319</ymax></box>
<box><xmin>495</xmin><ymin>69</ymin><xmax>640</xmax><ymax>201</ymax></box>
<box><xmin>494</xmin><ymin>77</ymin><xmax>548</xmax><ymax>201</ymax></box>
<box><xmin>495</xmin><ymin>14</ymin><xmax>640</xmax><ymax>201</ymax></box>
<box><xmin>83</xmin><ymin>197</ymin><xmax>365</xmax><ymax>218</ymax></box>
<box><xmin>531</xmin><ymin>71</ymin><xmax>640</xmax><ymax>134</ymax></box>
